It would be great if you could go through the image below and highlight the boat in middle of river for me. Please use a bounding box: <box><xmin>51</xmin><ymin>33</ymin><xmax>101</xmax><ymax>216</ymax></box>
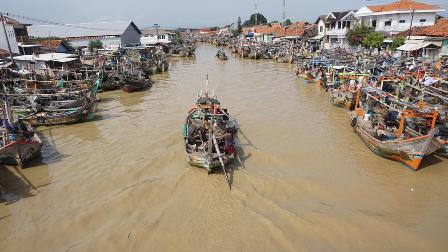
<box><xmin>182</xmin><ymin>84</ymin><xmax>238</xmax><ymax>173</ymax></box>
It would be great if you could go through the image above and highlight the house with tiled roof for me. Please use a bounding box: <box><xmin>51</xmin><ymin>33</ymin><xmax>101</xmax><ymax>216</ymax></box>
<box><xmin>315</xmin><ymin>10</ymin><xmax>357</xmax><ymax>49</ymax></box>
<box><xmin>243</xmin><ymin>22</ymin><xmax>316</xmax><ymax>44</ymax></box>
<box><xmin>355</xmin><ymin>0</ymin><xmax>445</xmax><ymax>35</ymax></box>
<box><xmin>393</xmin><ymin>18</ymin><xmax>448</xmax><ymax>59</ymax></box>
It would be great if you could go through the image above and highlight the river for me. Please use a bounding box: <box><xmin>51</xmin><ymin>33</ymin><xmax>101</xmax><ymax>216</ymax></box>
<box><xmin>1</xmin><ymin>44</ymin><xmax>448</xmax><ymax>251</ymax></box>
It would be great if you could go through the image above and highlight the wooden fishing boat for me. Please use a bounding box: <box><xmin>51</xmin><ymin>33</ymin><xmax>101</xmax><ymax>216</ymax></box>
<box><xmin>349</xmin><ymin>91</ymin><xmax>441</xmax><ymax>170</ymax></box>
<box><xmin>1</xmin><ymin>97</ymin><xmax>42</xmax><ymax>167</ymax></box>
<box><xmin>0</xmin><ymin>125</ymin><xmax>42</xmax><ymax>167</ymax></box>
<box><xmin>19</xmin><ymin>99</ymin><xmax>98</xmax><ymax>126</ymax></box>
<box><xmin>329</xmin><ymin>73</ymin><xmax>368</xmax><ymax>108</ymax></box>
<box><xmin>216</xmin><ymin>50</ymin><xmax>228</xmax><ymax>60</ymax></box>
<box><xmin>121</xmin><ymin>78</ymin><xmax>152</xmax><ymax>93</ymax></box>
<box><xmin>182</xmin><ymin>82</ymin><xmax>238</xmax><ymax>173</ymax></box>
<box><xmin>436</xmin><ymin>126</ymin><xmax>448</xmax><ymax>158</ymax></box>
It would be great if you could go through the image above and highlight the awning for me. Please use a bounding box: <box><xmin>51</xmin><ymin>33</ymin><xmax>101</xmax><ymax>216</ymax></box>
<box><xmin>397</xmin><ymin>43</ymin><xmax>425</xmax><ymax>51</ymax></box>
<box><xmin>309</xmin><ymin>34</ymin><xmax>324</xmax><ymax>40</ymax></box>
<box><xmin>53</xmin><ymin>58</ymin><xmax>77</xmax><ymax>63</ymax></box>
<box><xmin>397</xmin><ymin>42</ymin><xmax>441</xmax><ymax>51</ymax></box>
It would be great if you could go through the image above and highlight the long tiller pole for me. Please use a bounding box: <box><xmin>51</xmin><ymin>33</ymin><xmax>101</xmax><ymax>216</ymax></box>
<box><xmin>212</xmin><ymin>132</ymin><xmax>231</xmax><ymax>191</ymax></box>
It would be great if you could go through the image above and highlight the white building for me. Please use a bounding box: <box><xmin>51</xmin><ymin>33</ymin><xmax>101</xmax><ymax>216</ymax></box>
<box><xmin>13</xmin><ymin>53</ymin><xmax>77</xmax><ymax>71</ymax></box>
<box><xmin>140</xmin><ymin>29</ymin><xmax>174</xmax><ymax>45</ymax></box>
<box><xmin>0</xmin><ymin>17</ymin><xmax>20</xmax><ymax>54</ymax></box>
<box><xmin>355</xmin><ymin>0</ymin><xmax>444</xmax><ymax>35</ymax></box>
<box><xmin>28</xmin><ymin>21</ymin><xmax>142</xmax><ymax>49</ymax></box>
<box><xmin>316</xmin><ymin>11</ymin><xmax>357</xmax><ymax>49</ymax></box>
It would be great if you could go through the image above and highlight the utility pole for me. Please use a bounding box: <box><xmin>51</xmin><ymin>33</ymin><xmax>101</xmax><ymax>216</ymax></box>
<box><xmin>0</xmin><ymin>12</ymin><xmax>15</xmax><ymax>64</ymax></box>
<box><xmin>282</xmin><ymin>0</ymin><xmax>286</xmax><ymax>27</ymax></box>
<box><xmin>154</xmin><ymin>23</ymin><xmax>160</xmax><ymax>43</ymax></box>
<box><xmin>408</xmin><ymin>9</ymin><xmax>415</xmax><ymax>40</ymax></box>
<box><xmin>255</xmin><ymin>3</ymin><xmax>258</xmax><ymax>25</ymax></box>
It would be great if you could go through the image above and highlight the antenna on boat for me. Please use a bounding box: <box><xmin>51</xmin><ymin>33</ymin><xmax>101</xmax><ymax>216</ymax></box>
<box><xmin>205</xmin><ymin>74</ymin><xmax>209</xmax><ymax>97</ymax></box>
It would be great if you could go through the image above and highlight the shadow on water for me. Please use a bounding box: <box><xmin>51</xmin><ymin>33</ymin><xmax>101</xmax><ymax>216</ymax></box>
<box><xmin>0</xmin><ymin>165</ymin><xmax>36</xmax><ymax>205</ymax></box>
<box><xmin>35</xmin><ymin>128</ymin><xmax>69</xmax><ymax>165</ymax></box>
<box><xmin>419</xmin><ymin>155</ymin><xmax>445</xmax><ymax>170</ymax></box>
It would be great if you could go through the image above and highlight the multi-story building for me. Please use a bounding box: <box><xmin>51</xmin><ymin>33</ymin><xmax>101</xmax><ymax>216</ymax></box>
<box><xmin>355</xmin><ymin>0</ymin><xmax>444</xmax><ymax>36</ymax></box>
<box><xmin>140</xmin><ymin>29</ymin><xmax>174</xmax><ymax>45</ymax></box>
<box><xmin>315</xmin><ymin>11</ymin><xmax>357</xmax><ymax>49</ymax></box>
<box><xmin>0</xmin><ymin>17</ymin><xmax>20</xmax><ymax>55</ymax></box>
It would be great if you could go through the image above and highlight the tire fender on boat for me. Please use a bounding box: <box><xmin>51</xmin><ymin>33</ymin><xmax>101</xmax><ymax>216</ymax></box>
<box><xmin>351</xmin><ymin>117</ymin><xmax>357</xmax><ymax>128</ymax></box>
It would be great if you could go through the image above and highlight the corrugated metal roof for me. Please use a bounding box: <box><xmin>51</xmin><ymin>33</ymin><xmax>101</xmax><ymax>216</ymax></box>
<box><xmin>14</xmin><ymin>53</ymin><xmax>76</xmax><ymax>61</ymax></box>
<box><xmin>28</xmin><ymin>21</ymin><xmax>141</xmax><ymax>38</ymax></box>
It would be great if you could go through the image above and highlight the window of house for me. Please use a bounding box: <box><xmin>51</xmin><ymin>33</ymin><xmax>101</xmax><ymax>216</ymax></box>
<box><xmin>385</xmin><ymin>21</ymin><xmax>392</xmax><ymax>26</ymax></box>
<box><xmin>371</xmin><ymin>20</ymin><xmax>377</xmax><ymax>28</ymax></box>
<box><xmin>346</xmin><ymin>21</ymin><xmax>351</xmax><ymax>29</ymax></box>
<box><xmin>319</xmin><ymin>26</ymin><xmax>323</xmax><ymax>32</ymax></box>
<box><xmin>399</xmin><ymin>20</ymin><xmax>405</xmax><ymax>23</ymax></box>
<box><xmin>419</xmin><ymin>19</ymin><xmax>426</xmax><ymax>22</ymax></box>
<box><xmin>342</xmin><ymin>21</ymin><xmax>346</xmax><ymax>29</ymax></box>
<box><xmin>337</xmin><ymin>21</ymin><xmax>341</xmax><ymax>29</ymax></box>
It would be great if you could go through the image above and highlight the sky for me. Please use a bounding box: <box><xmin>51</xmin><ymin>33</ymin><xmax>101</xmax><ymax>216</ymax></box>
<box><xmin>2</xmin><ymin>0</ymin><xmax>448</xmax><ymax>29</ymax></box>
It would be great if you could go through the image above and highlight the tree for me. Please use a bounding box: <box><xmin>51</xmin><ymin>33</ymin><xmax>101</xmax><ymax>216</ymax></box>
<box><xmin>233</xmin><ymin>17</ymin><xmax>243</xmax><ymax>36</ymax></box>
<box><xmin>346</xmin><ymin>24</ymin><xmax>374</xmax><ymax>46</ymax></box>
<box><xmin>173</xmin><ymin>31</ymin><xmax>183</xmax><ymax>45</ymax></box>
<box><xmin>284</xmin><ymin>19</ymin><xmax>292</xmax><ymax>26</ymax></box>
<box><xmin>390</xmin><ymin>36</ymin><xmax>406</xmax><ymax>51</ymax></box>
<box><xmin>243</xmin><ymin>13</ymin><xmax>268</xmax><ymax>27</ymax></box>
<box><xmin>362</xmin><ymin>31</ymin><xmax>384</xmax><ymax>49</ymax></box>
<box><xmin>237</xmin><ymin>17</ymin><xmax>242</xmax><ymax>34</ymax></box>
<box><xmin>88</xmin><ymin>40</ymin><xmax>103</xmax><ymax>52</ymax></box>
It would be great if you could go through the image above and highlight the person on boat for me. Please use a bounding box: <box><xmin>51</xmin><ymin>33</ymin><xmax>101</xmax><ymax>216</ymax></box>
<box><xmin>222</xmin><ymin>128</ymin><xmax>236</xmax><ymax>157</ymax></box>
<box><xmin>348</xmin><ymin>79</ymin><xmax>357</xmax><ymax>93</ymax></box>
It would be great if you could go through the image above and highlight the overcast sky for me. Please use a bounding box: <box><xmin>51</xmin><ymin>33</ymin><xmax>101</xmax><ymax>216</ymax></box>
<box><xmin>2</xmin><ymin>0</ymin><xmax>447</xmax><ymax>28</ymax></box>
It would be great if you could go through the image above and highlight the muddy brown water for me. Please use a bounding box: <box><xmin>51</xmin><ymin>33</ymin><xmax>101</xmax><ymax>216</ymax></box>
<box><xmin>1</xmin><ymin>44</ymin><xmax>448</xmax><ymax>251</ymax></box>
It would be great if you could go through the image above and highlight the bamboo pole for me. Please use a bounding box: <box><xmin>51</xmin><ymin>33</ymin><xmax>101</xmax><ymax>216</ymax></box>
<box><xmin>212</xmin><ymin>133</ymin><xmax>231</xmax><ymax>191</ymax></box>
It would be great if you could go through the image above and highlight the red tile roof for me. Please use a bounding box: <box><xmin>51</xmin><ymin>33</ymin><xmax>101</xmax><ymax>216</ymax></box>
<box><xmin>368</xmin><ymin>0</ymin><xmax>439</xmax><ymax>12</ymax></box>
<box><xmin>246</xmin><ymin>22</ymin><xmax>313</xmax><ymax>38</ymax></box>
<box><xmin>36</xmin><ymin>39</ymin><xmax>64</xmax><ymax>49</ymax></box>
<box><xmin>396</xmin><ymin>18</ymin><xmax>448</xmax><ymax>37</ymax></box>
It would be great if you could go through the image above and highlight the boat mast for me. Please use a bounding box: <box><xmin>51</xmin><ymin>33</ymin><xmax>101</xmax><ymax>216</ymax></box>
<box><xmin>0</xmin><ymin>12</ymin><xmax>15</xmax><ymax>65</ymax></box>
<box><xmin>205</xmin><ymin>74</ymin><xmax>209</xmax><ymax>97</ymax></box>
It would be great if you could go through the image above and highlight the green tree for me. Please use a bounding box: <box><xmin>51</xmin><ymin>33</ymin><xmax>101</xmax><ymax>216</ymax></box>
<box><xmin>284</xmin><ymin>19</ymin><xmax>292</xmax><ymax>26</ymax></box>
<box><xmin>88</xmin><ymin>40</ymin><xmax>103</xmax><ymax>52</ymax></box>
<box><xmin>243</xmin><ymin>13</ymin><xmax>268</xmax><ymax>27</ymax></box>
<box><xmin>346</xmin><ymin>24</ymin><xmax>374</xmax><ymax>46</ymax></box>
<box><xmin>237</xmin><ymin>17</ymin><xmax>242</xmax><ymax>34</ymax></box>
<box><xmin>173</xmin><ymin>31</ymin><xmax>183</xmax><ymax>45</ymax></box>
<box><xmin>362</xmin><ymin>31</ymin><xmax>384</xmax><ymax>49</ymax></box>
<box><xmin>232</xmin><ymin>17</ymin><xmax>243</xmax><ymax>36</ymax></box>
<box><xmin>389</xmin><ymin>36</ymin><xmax>406</xmax><ymax>51</ymax></box>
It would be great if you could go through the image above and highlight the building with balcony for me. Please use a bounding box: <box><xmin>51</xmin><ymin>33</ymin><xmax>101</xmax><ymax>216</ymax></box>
<box><xmin>355</xmin><ymin>0</ymin><xmax>444</xmax><ymax>36</ymax></box>
<box><xmin>316</xmin><ymin>11</ymin><xmax>357</xmax><ymax>49</ymax></box>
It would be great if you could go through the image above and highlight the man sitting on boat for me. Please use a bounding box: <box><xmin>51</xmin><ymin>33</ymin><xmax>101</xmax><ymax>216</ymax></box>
<box><xmin>222</xmin><ymin>128</ymin><xmax>236</xmax><ymax>157</ymax></box>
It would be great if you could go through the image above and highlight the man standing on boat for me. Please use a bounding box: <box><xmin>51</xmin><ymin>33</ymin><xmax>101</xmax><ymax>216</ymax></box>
<box><xmin>222</xmin><ymin>128</ymin><xmax>236</xmax><ymax>157</ymax></box>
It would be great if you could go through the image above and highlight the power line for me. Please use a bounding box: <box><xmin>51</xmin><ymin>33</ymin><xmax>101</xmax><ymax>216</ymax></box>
<box><xmin>3</xmin><ymin>12</ymin><xmax>125</xmax><ymax>32</ymax></box>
